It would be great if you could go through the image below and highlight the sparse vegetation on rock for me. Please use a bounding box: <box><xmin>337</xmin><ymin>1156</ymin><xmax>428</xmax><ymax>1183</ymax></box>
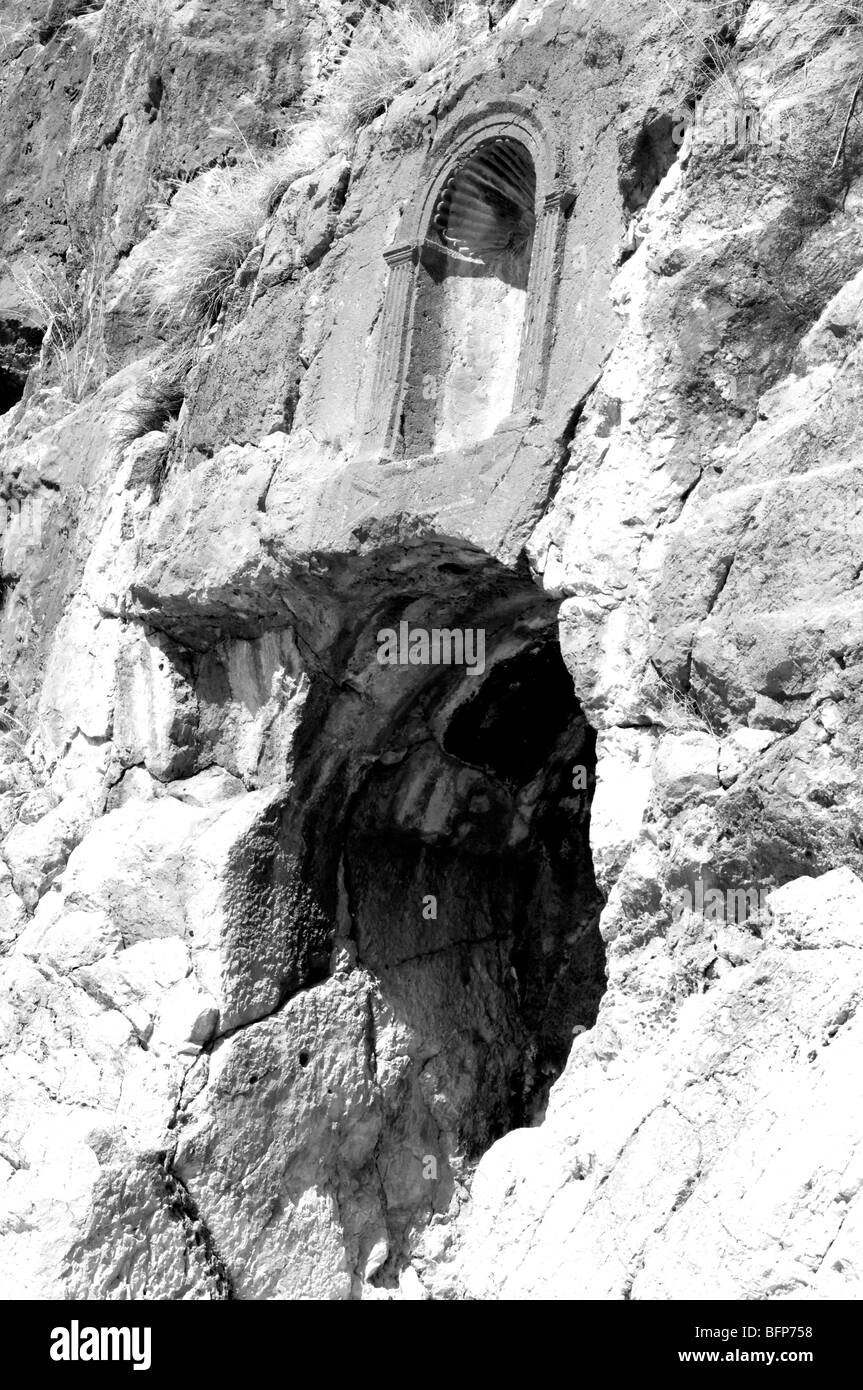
<box><xmin>142</xmin><ymin>2</ymin><xmax>465</xmax><ymax>337</ymax></box>
<box><xmin>3</xmin><ymin>0</ymin><xmax>863</xmax><ymax>1309</ymax></box>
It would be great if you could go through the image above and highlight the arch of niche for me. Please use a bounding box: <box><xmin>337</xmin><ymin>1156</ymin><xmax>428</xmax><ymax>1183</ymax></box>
<box><xmin>363</xmin><ymin>102</ymin><xmax>575</xmax><ymax>459</ymax></box>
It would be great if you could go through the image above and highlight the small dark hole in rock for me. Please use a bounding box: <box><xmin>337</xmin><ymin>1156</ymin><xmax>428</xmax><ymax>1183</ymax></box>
<box><xmin>298</xmin><ymin>1050</ymin><xmax>310</xmax><ymax>1067</ymax></box>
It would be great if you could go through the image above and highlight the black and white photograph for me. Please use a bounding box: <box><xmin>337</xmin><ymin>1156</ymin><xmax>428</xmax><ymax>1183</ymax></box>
<box><xmin>0</xmin><ymin>0</ymin><xmax>860</xmax><ymax>1351</ymax></box>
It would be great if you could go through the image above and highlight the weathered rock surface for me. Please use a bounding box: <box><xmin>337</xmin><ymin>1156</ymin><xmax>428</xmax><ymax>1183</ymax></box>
<box><xmin>442</xmin><ymin>867</ymin><xmax>863</xmax><ymax>1299</ymax></box>
<box><xmin>3</xmin><ymin>0</ymin><xmax>863</xmax><ymax>1300</ymax></box>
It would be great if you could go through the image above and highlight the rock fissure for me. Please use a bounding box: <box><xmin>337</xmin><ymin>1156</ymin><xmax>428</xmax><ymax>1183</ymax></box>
<box><xmin>4</xmin><ymin>0</ymin><xmax>863</xmax><ymax>1304</ymax></box>
<box><xmin>156</xmin><ymin>1155</ymin><xmax>234</xmax><ymax>1300</ymax></box>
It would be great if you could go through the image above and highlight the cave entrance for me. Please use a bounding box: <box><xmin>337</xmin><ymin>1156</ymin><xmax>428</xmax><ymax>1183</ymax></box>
<box><xmin>399</xmin><ymin>138</ymin><xmax>536</xmax><ymax>456</ymax></box>
<box><xmin>342</xmin><ymin>636</ymin><xmax>606</xmax><ymax>1204</ymax></box>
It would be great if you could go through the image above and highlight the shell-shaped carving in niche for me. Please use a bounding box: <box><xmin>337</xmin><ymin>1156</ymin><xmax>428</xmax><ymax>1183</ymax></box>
<box><xmin>432</xmin><ymin>137</ymin><xmax>536</xmax><ymax>264</ymax></box>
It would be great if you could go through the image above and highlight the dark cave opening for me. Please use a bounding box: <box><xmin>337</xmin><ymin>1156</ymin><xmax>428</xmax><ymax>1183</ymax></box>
<box><xmin>0</xmin><ymin>320</ymin><xmax>42</xmax><ymax>415</ymax></box>
<box><xmin>279</xmin><ymin>609</ymin><xmax>609</xmax><ymax>1281</ymax></box>
<box><xmin>186</xmin><ymin>601</ymin><xmax>610</xmax><ymax>1291</ymax></box>
<box><xmin>341</xmin><ymin>637</ymin><xmax>606</xmax><ymax>1171</ymax></box>
<box><xmin>443</xmin><ymin>641</ymin><xmax>579</xmax><ymax>786</ymax></box>
<box><xmin>0</xmin><ymin>367</ymin><xmax>26</xmax><ymax>416</ymax></box>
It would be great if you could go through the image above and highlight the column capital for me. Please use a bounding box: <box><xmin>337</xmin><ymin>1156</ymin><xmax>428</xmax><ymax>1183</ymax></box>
<box><xmin>542</xmin><ymin>186</ymin><xmax>576</xmax><ymax>215</ymax></box>
<box><xmin>383</xmin><ymin>241</ymin><xmax>416</xmax><ymax>267</ymax></box>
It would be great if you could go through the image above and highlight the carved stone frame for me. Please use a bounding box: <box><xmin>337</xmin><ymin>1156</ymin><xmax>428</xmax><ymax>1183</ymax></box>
<box><xmin>363</xmin><ymin>102</ymin><xmax>574</xmax><ymax>459</ymax></box>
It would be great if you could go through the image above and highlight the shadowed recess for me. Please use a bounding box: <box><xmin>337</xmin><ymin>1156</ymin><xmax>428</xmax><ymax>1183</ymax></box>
<box><xmin>399</xmin><ymin>137</ymin><xmax>537</xmax><ymax>455</ymax></box>
<box><xmin>342</xmin><ymin>638</ymin><xmax>606</xmax><ymax>1164</ymax></box>
<box><xmin>432</xmin><ymin>137</ymin><xmax>536</xmax><ymax>265</ymax></box>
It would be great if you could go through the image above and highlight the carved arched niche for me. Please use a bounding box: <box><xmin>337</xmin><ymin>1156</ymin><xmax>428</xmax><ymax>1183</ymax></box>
<box><xmin>363</xmin><ymin>106</ymin><xmax>573</xmax><ymax>459</ymax></box>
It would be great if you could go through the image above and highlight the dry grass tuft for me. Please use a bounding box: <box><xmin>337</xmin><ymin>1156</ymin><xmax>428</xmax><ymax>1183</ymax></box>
<box><xmin>5</xmin><ymin>253</ymin><xmax>105</xmax><ymax>404</ymax></box>
<box><xmin>822</xmin><ymin>1</ymin><xmax>863</xmax><ymax>31</ymax></box>
<box><xmin>118</xmin><ymin>338</ymin><xmax>197</xmax><ymax>447</ymax></box>
<box><xmin>143</xmin><ymin>2</ymin><xmax>465</xmax><ymax>336</ymax></box>
<box><xmin>143</xmin><ymin>167</ymin><xmax>268</xmax><ymax>333</ymax></box>
<box><xmin>327</xmin><ymin>4</ymin><xmax>463</xmax><ymax>131</ymax></box>
<box><xmin>662</xmin><ymin>0</ymin><xmax>752</xmax><ymax>106</ymax></box>
<box><xmin>646</xmin><ymin>665</ymin><xmax>721</xmax><ymax>737</ymax></box>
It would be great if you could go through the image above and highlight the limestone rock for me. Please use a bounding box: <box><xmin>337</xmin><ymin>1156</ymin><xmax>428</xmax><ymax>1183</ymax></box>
<box><xmin>446</xmin><ymin>868</ymin><xmax>863</xmax><ymax>1300</ymax></box>
<box><xmin>3</xmin><ymin>0</ymin><xmax>863</xmax><ymax>1304</ymax></box>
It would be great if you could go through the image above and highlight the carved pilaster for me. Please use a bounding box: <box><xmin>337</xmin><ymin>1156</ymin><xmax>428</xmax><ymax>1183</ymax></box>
<box><xmin>512</xmin><ymin>188</ymin><xmax>573</xmax><ymax>414</ymax></box>
<box><xmin>364</xmin><ymin>242</ymin><xmax>416</xmax><ymax>457</ymax></box>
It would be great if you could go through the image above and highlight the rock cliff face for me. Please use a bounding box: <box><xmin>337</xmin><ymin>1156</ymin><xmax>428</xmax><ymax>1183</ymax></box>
<box><xmin>2</xmin><ymin>0</ymin><xmax>863</xmax><ymax>1299</ymax></box>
